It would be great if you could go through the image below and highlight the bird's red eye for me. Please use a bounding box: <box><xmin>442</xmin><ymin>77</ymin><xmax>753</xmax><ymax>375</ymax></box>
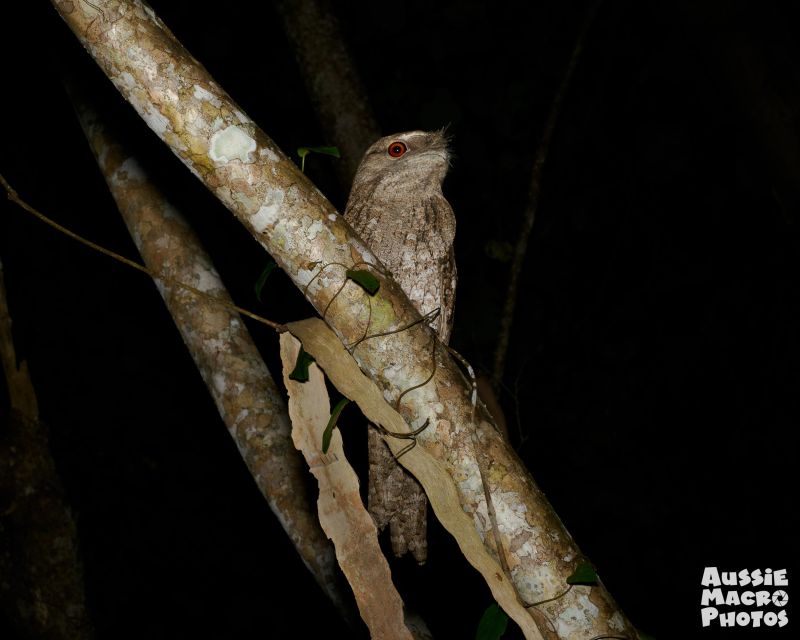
<box><xmin>387</xmin><ymin>141</ymin><xmax>407</xmax><ymax>158</ymax></box>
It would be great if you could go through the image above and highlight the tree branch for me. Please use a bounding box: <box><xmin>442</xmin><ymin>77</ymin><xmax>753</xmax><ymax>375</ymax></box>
<box><xmin>49</xmin><ymin>2</ymin><xmax>638</xmax><ymax>637</ymax></box>
<box><xmin>66</xmin><ymin>87</ymin><xmax>352</xmax><ymax>619</ymax></box>
<box><xmin>492</xmin><ymin>1</ymin><xmax>602</xmax><ymax>391</ymax></box>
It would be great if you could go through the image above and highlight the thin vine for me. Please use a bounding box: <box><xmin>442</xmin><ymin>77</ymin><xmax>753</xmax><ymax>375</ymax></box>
<box><xmin>2</xmin><ymin>174</ymin><xmax>283</xmax><ymax>332</ymax></box>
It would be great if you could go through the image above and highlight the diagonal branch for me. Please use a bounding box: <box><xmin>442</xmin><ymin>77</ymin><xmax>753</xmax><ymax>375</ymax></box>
<box><xmin>49</xmin><ymin>2</ymin><xmax>638</xmax><ymax>638</ymax></box>
<box><xmin>65</xmin><ymin>88</ymin><xmax>351</xmax><ymax>618</ymax></box>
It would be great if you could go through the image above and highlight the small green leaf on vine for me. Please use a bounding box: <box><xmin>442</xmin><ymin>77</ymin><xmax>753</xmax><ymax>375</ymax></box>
<box><xmin>297</xmin><ymin>146</ymin><xmax>341</xmax><ymax>173</ymax></box>
<box><xmin>346</xmin><ymin>269</ymin><xmax>380</xmax><ymax>295</ymax></box>
<box><xmin>322</xmin><ymin>397</ymin><xmax>350</xmax><ymax>453</ymax></box>
<box><xmin>475</xmin><ymin>603</ymin><xmax>508</xmax><ymax>640</ymax></box>
<box><xmin>566</xmin><ymin>561</ymin><xmax>599</xmax><ymax>585</ymax></box>
<box><xmin>289</xmin><ymin>347</ymin><xmax>315</xmax><ymax>382</ymax></box>
<box><xmin>254</xmin><ymin>260</ymin><xmax>277</xmax><ymax>302</ymax></box>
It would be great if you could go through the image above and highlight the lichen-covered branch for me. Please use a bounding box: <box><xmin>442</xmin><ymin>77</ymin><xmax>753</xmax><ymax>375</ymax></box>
<box><xmin>0</xmin><ymin>259</ymin><xmax>94</xmax><ymax>640</ymax></box>
<box><xmin>50</xmin><ymin>2</ymin><xmax>638</xmax><ymax>637</ymax></box>
<box><xmin>67</xmin><ymin>91</ymin><xmax>351</xmax><ymax>617</ymax></box>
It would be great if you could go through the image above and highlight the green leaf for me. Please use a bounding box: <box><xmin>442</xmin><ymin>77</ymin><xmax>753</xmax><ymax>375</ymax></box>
<box><xmin>254</xmin><ymin>260</ymin><xmax>277</xmax><ymax>302</ymax></box>
<box><xmin>346</xmin><ymin>269</ymin><xmax>380</xmax><ymax>295</ymax></box>
<box><xmin>566</xmin><ymin>561</ymin><xmax>599</xmax><ymax>585</ymax></box>
<box><xmin>475</xmin><ymin>603</ymin><xmax>508</xmax><ymax>640</ymax></box>
<box><xmin>322</xmin><ymin>397</ymin><xmax>350</xmax><ymax>453</ymax></box>
<box><xmin>289</xmin><ymin>347</ymin><xmax>315</xmax><ymax>382</ymax></box>
<box><xmin>297</xmin><ymin>146</ymin><xmax>341</xmax><ymax>173</ymax></box>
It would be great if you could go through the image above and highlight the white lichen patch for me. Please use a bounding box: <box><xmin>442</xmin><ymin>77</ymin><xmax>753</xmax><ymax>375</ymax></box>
<box><xmin>578</xmin><ymin>592</ymin><xmax>600</xmax><ymax>620</ymax></box>
<box><xmin>384</xmin><ymin>362</ymin><xmax>402</xmax><ymax>380</ymax></box>
<box><xmin>212</xmin><ymin>372</ymin><xmax>228</xmax><ymax>395</ymax></box>
<box><xmin>193</xmin><ymin>263</ymin><xmax>221</xmax><ymax>292</ymax></box>
<box><xmin>125</xmin><ymin>44</ymin><xmax>159</xmax><ymax>82</ymax></box>
<box><xmin>162</xmin><ymin>61</ymin><xmax>177</xmax><ymax>78</ymax></box>
<box><xmin>555</xmin><ymin>590</ymin><xmax>601</xmax><ymax>638</ymax></box>
<box><xmin>209</xmin><ymin>125</ymin><xmax>256</xmax><ymax>164</ymax></box>
<box><xmin>608</xmin><ymin>611</ymin><xmax>625</xmax><ymax>631</ymax></box>
<box><xmin>306</xmin><ymin>220</ymin><xmax>326</xmax><ymax>242</ymax></box>
<box><xmin>511</xmin><ymin>554</ymin><xmax>564</xmax><ymax>602</ymax></box>
<box><xmin>116</xmin><ymin>71</ymin><xmax>137</xmax><ymax>91</ymax></box>
<box><xmin>138</xmin><ymin>102</ymin><xmax>171</xmax><ymax>137</ymax></box>
<box><xmin>348</xmin><ymin>236</ymin><xmax>380</xmax><ymax>266</ymax></box>
<box><xmin>294</xmin><ymin>266</ymin><xmax>317</xmax><ymax>290</ymax></box>
<box><xmin>192</xmin><ymin>84</ymin><xmax>222</xmax><ymax>108</ymax></box>
<box><xmin>204</xmin><ymin>337</ymin><xmax>225</xmax><ymax>353</ymax></box>
<box><xmin>141</xmin><ymin>2</ymin><xmax>158</xmax><ymax>22</ymax></box>
<box><xmin>401</xmin><ymin>376</ymin><xmax>438</xmax><ymax>409</ymax></box>
<box><xmin>493</xmin><ymin>492</ymin><xmax>529</xmax><ymax>535</ymax></box>
<box><xmin>259</xmin><ymin>147</ymin><xmax>280</xmax><ymax>162</ymax></box>
<box><xmin>233</xmin><ymin>109</ymin><xmax>251</xmax><ymax>125</ymax></box>
<box><xmin>456</xmin><ymin>460</ymin><xmax>485</xmax><ymax>501</ymax></box>
<box><xmin>251</xmin><ymin>188</ymin><xmax>285</xmax><ymax>232</ymax></box>
<box><xmin>328</xmin><ymin>213</ymin><xmax>337</xmax><ymax>221</ymax></box>
<box><xmin>514</xmin><ymin>538</ymin><xmax>537</xmax><ymax>563</ymax></box>
<box><xmin>113</xmin><ymin>157</ymin><xmax>146</xmax><ymax>186</ymax></box>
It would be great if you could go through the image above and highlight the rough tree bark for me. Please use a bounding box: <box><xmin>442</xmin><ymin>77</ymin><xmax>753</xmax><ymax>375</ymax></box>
<box><xmin>275</xmin><ymin>0</ymin><xmax>433</xmax><ymax>569</ymax></box>
<box><xmin>50</xmin><ymin>1</ymin><xmax>639</xmax><ymax>638</ymax></box>
<box><xmin>67</xmin><ymin>90</ymin><xmax>352</xmax><ymax>619</ymax></box>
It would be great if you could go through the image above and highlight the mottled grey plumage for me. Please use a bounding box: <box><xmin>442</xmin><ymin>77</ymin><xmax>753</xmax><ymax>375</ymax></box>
<box><xmin>345</xmin><ymin>130</ymin><xmax>456</xmax><ymax>342</ymax></box>
<box><xmin>345</xmin><ymin>130</ymin><xmax>456</xmax><ymax>563</ymax></box>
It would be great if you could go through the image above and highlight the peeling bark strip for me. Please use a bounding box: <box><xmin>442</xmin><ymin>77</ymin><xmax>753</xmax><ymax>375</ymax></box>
<box><xmin>51</xmin><ymin>2</ymin><xmax>638</xmax><ymax>638</ymax></box>
<box><xmin>280</xmin><ymin>333</ymin><xmax>414</xmax><ymax>640</ymax></box>
<box><xmin>287</xmin><ymin>318</ymin><xmax>544</xmax><ymax>640</ymax></box>
<box><xmin>69</xmin><ymin>95</ymin><xmax>346</xmax><ymax>614</ymax></box>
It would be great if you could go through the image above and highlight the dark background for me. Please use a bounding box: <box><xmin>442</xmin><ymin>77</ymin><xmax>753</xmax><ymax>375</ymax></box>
<box><xmin>2</xmin><ymin>1</ymin><xmax>797</xmax><ymax>638</ymax></box>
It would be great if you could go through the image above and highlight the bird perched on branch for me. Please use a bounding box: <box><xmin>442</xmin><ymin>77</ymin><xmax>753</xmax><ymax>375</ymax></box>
<box><xmin>345</xmin><ymin>130</ymin><xmax>456</xmax><ymax>563</ymax></box>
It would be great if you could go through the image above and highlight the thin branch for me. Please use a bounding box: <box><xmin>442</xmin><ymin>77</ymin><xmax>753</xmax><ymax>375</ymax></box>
<box><xmin>2</xmin><ymin>174</ymin><xmax>283</xmax><ymax>332</ymax></box>
<box><xmin>492</xmin><ymin>0</ymin><xmax>603</xmax><ymax>391</ymax></box>
<box><xmin>63</xmin><ymin>88</ymin><xmax>354</xmax><ymax>619</ymax></box>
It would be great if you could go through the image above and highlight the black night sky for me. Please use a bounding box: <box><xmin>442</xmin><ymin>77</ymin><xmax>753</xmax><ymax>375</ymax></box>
<box><xmin>2</xmin><ymin>1</ymin><xmax>797</xmax><ymax>639</ymax></box>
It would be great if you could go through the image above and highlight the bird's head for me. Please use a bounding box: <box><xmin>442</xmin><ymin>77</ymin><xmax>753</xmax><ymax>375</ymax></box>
<box><xmin>353</xmin><ymin>129</ymin><xmax>451</xmax><ymax>190</ymax></box>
